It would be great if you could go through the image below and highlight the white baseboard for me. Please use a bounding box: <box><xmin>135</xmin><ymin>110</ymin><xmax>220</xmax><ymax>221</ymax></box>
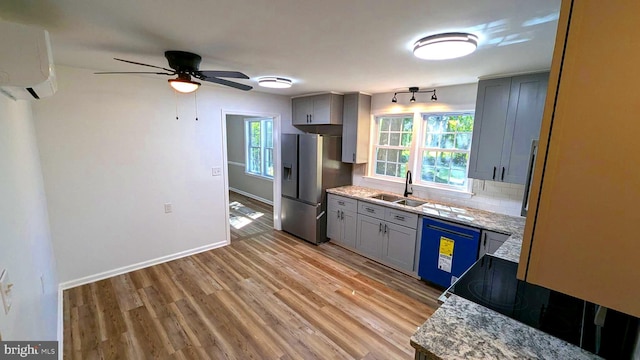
<box><xmin>58</xmin><ymin>241</ymin><xmax>228</xmax><ymax>291</ymax></box>
<box><xmin>229</xmin><ymin>187</ymin><xmax>273</xmax><ymax>206</ymax></box>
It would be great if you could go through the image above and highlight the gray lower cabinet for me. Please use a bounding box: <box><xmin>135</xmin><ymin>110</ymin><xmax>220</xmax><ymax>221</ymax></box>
<box><xmin>478</xmin><ymin>229</ymin><xmax>510</xmax><ymax>257</ymax></box>
<box><xmin>468</xmin><ymin>72</ymin><xmax>549</xmax><ymax>184</ymax></box>
<box><xmin>326</xmin><ymin>194</ymin><xmax>357</xmax><ymax>248</ymax></box>
<box><xmin>292</xmin><ymin>93</ymin><xmax>344</xmax><ymax>125</ymax></box>
<box><xmin>355</xmin><ymin>202</ymin><xmax>418</xmax><ymax>273</ymax></box>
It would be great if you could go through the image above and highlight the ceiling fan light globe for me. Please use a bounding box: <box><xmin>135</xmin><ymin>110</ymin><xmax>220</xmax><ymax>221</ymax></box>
<box><xmin>169</xmin><ymin>79</ymin><xmax>201</xmax><ymax>93</ymax></box>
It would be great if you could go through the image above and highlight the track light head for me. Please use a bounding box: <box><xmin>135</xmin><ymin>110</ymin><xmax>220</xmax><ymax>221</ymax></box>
<box><xmin>410</xmin><ymin>93</ymin><xmax>416</xmax><ymax>103</ymax></box>
<box><xmin>392</xmin><ymin>93</ymin><xmax>397</xmax><ymax>103</ymax></box>
<box><xmin>431</xmin><ymin>91</ymin><xmax>437</xmax><ymax>101</ymax></box>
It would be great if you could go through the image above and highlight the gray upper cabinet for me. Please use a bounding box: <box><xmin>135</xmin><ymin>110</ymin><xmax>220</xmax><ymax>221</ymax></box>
<box><xmin>292</xmin><ymin>93</ymin><xmax>344</xmax><ymax>125</ymax></box>
<box><xmin>468</xmin><ymin>72</ymin><xmax>549</xmax><ymax>184</ymax></box>
<box><xmin>342</xmin><ymin>93</ymin><xmax>371</xmax><ymax>163</ymax></box>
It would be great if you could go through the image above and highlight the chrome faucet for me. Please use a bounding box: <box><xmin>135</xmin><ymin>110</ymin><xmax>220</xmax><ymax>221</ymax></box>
<box><xmin>404</xmin><ymin>170</ymin><xmax>413</xmax><ymax>197</ymax></box>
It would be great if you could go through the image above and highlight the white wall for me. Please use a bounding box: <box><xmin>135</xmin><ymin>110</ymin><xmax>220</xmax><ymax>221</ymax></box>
<box><xmin>226</xmin><ymin>115</ymin><xmax>273</xmax><ymax>203</ymax></box>
<box><xmin>354</xmin><ymin>83</ymin><xmax>525</xmax><ymax>216</ymax></box>
<box><xmin>0</xmin><ymin>95</ymin><xmax>58</xmax><ymax>340</ymax></box>
<box><xmin>32</xmin><ymin>65</ymin><xmax>291</xmax><ymax>285</ymax></box>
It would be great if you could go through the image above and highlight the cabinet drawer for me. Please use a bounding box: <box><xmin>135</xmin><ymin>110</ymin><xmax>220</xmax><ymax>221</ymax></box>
<box><xmin>385</xmin><ymin>208</ymin><xmax>418</xmax><ymax>228</ymax></box>
<box><xmin>328</xmin><ymin>194</ymin><xmax>357</xmax><ymax>212</ymax></box>
<box><xmin>358</xmin><ymin>201</ymin><xmax>385</xmax><ymax>219</ymax></box>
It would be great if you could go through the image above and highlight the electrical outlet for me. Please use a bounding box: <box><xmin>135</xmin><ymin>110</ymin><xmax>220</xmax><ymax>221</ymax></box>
<box><xmin>0</xmin><ymin>270</ymin><xmax>13</xmax><ymax>315</ymax></box>
<box><xmin>164</xmin><ymin>203</ymin><xmax>172</xmax><ymax>213</ymax></box>
<box><xmin>212</xmin><ymin>167</ymin><xmax>222</xmax><ymax>176</ymax></box>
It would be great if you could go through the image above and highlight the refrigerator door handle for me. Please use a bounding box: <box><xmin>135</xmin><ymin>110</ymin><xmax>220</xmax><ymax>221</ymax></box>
<box><xmin>521</xmin><ymin>140</ymin><xmax>539</xmax><ymax>216</ymax></box>
<box><xmin>283</xmin><ymin>163</ymin><xmax>293</xmax><ymax>180</ymax></box>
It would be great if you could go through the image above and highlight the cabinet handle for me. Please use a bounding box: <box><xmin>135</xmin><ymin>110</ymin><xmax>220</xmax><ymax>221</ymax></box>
<box><xmin>352</xmin><ymin>153</ymin><xmax>356</xmax><ymax>162</ymax></box>
<box><xmin>492</xmin><ymin>166</ymin><xmax>496</xmax><ymax>180</ymax></box>
<box><xmin>384</xmin><ymin>224</ymin><xmax>388</xmax><ymax>234</ymax></box>
<box><xmin>394</xmin><ymin>215</ymin><xmax>405</xmax><ymax>221</ymax></box>
<box><xmin>337</xmin><ymin>211</ymin><xmax>341</xmax><ymax>219</ymax></box>
<box><xmin>379</xmin><ymin>223</ymin><xmax>382</xmax><ymax>233</ymax></box>
<box><xmin>483</xmin><ymin>233</ymin><xmax>487</xmax><ymax>247</ymax></box>
<box><xmin>366</xmin><ymin>207</ymin><xmax>375</xmax><ymax>213</ymax></box>
<box><xmin>501</xmin><ymin>167</ymin><xmax>505</xmax><ymax>181</ymax></box>
<box><xmin>309</xmin><ymin>114</ymin><xmax>312</xmax><ymax>123</ymax></box>
<box><xmin>340</xmin><ymin>210</ymin><xmax>344</xmax><ymax>220</ymax></box>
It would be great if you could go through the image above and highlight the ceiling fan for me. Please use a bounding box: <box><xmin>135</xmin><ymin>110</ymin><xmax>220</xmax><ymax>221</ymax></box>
<box><xmin>95</xmin><ymin>51</ymin><xmax>253</xmax><ymax>93</ymax></box>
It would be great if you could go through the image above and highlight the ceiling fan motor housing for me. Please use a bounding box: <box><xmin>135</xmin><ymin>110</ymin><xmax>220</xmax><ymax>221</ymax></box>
<box><xmin>165</xmin><ymin>51</ymin><xmax>202</xmax><ymax>73</ymax></box>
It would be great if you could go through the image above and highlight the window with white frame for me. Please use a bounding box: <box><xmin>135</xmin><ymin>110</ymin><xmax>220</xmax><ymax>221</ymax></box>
<box><xmin>370</xmin><ymin>112</ymin><xmax>474</xmax><ymax>191</ymax></box>
<box><xmin>372</xmin><ymin>115</ymin><xmax>413</xmax><ymax>178</ymax></box>
<box><xmin>245</xmin><ymin>118</ymin><xmax>274</xmax><ymax>178</ymax></box>
<box><xmin>419</xmin><ymin>113</ymin><xmax>474</xmax><ymax>187</ymax></box>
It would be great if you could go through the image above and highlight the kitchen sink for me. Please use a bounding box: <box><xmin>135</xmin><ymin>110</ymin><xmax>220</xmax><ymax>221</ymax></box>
<box><xmin>394</xmin><ymin>199</ymin><xmax>427</xmax><ymax>207</ymax></box>
<box><xmin>369</xmin><ymin>193</ymin><xmax>404</xmax><ymax>202</ymax></box>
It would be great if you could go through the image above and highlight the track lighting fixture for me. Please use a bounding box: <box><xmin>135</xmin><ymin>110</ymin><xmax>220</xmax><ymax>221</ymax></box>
<box><xmin>391</xmin><ymin>87</ymin><xmax>437</xmax><ymax>103</ymax></box>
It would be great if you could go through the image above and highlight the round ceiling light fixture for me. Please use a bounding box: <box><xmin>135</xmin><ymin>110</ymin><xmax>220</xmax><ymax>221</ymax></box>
<box><xmin>413</xmin><ymin>32</ymin><xmax>478</xmax><ymax>60</ymax></box>
<box><xmin>168</xmin><ymin>74</ymin><xmax>201</xmax><ymax>93</ymax></box>
<box><xmin>258</xmin><ymin>76</ymin><xmax>293</xmax><ymax>89</ymax></box>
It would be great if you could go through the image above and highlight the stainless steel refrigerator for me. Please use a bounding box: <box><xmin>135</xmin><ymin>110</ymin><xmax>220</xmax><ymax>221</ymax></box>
<box><xmin>281</xmin><ymin>134</ymin><xmax>352</xmax><ymax>244</ymax></box>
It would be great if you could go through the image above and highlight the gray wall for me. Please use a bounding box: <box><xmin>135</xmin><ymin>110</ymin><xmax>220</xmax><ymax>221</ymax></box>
<box><xmin>226</xmin><ymin>115</ymin><xmax>274</xmax><ymax>203</ymax></box>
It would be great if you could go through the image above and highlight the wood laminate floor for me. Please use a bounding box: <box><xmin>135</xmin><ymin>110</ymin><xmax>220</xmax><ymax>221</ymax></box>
<box><xmin>63</xmin><ymin>192</ymin><xmax>441</xmax><ymax>359</ymax></box>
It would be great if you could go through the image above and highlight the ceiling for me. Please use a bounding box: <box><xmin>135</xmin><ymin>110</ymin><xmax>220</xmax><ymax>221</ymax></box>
<box><xmin>0</xmin><ymin>0</ymin><xmax>561</xmax><ymax>96</ymax></box>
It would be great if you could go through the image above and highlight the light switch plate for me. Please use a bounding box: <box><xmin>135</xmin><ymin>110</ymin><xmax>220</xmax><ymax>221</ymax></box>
<box><xmin>0</xmin><ymin>269</ymin><xmax>12</xmax><ymax>315</ymax></box>
<box><xmin>164</xmin><ymin>203</ymin><xmax>172</xmax><ymax>213</ymax></box>
<box><xmin>212</xmin><ymin>167</ymin><xmax>222</xmax><ymax>176</ymax></box>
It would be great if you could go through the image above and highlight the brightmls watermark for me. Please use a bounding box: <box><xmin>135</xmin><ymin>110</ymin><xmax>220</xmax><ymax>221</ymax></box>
<box><xmin>1</xmin><ymin>342</ymin><xmax>57</xmax><ymax>359</ymax></box>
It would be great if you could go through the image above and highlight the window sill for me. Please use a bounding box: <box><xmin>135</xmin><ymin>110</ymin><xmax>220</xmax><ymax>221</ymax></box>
<box><xmin>244</xmin><ymin>171</ymin><xmax>274</xmax><ymax>181</ymax></box>
<box><xmin>360</xmin><ymin>175</ymin><xmax>474</xmax><ymax>199</ymax></box>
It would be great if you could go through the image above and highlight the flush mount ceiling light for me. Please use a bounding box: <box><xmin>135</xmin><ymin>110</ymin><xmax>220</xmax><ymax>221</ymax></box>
<box><xmin>168</xmin><ymin>74</ymin><xmax>201</xmax><ymax>93</ymax></box>
<box><xmin>391</xmin><ymin>87</ymin><xmax>437</xmax><ymax>103</ymax></box>
<box><xmin>258</xmin><ymin>76</ymin><xmax>293</xmax><ymax>89</ymax></box>
<box><xmin>413</xmin><ymin>32</ymin><xmax>478</xmax><ymax>60</ymax></box>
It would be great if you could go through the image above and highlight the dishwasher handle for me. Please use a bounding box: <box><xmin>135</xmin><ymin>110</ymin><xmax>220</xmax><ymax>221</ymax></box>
<box><xmin>425</xmin><ymin>224</ymin><xmax>475</xmax><ymax>239</ymax></box>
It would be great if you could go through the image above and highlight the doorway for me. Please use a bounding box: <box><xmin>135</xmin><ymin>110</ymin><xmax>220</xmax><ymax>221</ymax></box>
<box><xmin>222</xmin><ymin>111</ymin><xmax>281</xmax><ymax>242</ymax></box>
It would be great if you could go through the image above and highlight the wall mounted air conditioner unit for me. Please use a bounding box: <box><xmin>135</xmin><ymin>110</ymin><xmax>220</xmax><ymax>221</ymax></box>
<box><xmin>0</xmin><ymin>20</ymin><xmax>57</xmax><ymax>100</ymax></box>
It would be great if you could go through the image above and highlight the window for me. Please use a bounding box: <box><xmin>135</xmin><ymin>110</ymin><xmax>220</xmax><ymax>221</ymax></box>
<box><xmin>245</xmin><ymin>118</ymin><xmax>273</xmax><ymax>178</ymax></box>
<box><xmin>373</xmin><ymin>115</ymin><xmax>413</xmax><ymax>178</ymax></box>
<box><xmin>420</xmin><ymin>114</ymin><xmax>474</xmax><ymax>187</ymax></box>
<box><xmin>370</xmin><ymin>112</ymin><xmax>474</xmax><ymax>191</ymax></box>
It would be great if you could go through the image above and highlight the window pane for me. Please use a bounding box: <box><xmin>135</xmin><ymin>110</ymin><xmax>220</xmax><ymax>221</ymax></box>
<box><xmin>455</xmin><ymin>133</ymin><xmax>471</xmax><ymax>150</ymax></box>
<box><xmin>265</xmin><ymin>149</ymin><xmax>274</xmax><ymax>176</ymax></box>
<box><xmin>399</xmin><ymin>163</ymin><xmax>407</xmax><ymax>176</ymax></box>
<box><xmin>375</xmin><ymin>161</ymin><xmax>386</xmax><ymax>175</ymax></box>
<box><xmin>458</xmin><ymin>114</ymin><xmax>474</xmax><ymax>132</ymax></box>
<box><xmin>376</xmin><ymin>148</ymin><xmax>387</xmax><ymax>161</ymax></box>
<box><xmin>378</xmin><ymin>132</ymin><xmax>389</xmax><ymax>145</ymax></box>
<box><xmin>401</xmin><ymin>133</ymin><xmax>412</xmax><ymax>146</ymax></box>
<box><xmin>250</xmin><ymin>122</ymin><xmax>261</xmax><ymax>147</ymax></box>
<box><xmin>435</xmin><ymin>168</ymin><xmax>450</xmax><ymax>184</ymax></box>
<box><xmin>249</xmin><ymin>148</ymin><xmax>261</xmax><ymax>173</ymax></box>
<box><xmin>442</xmin><ymin>134</ymin><xmax>455</xmax><ymax>149</ymax></box>
<box><xmin>399</xmin><ymin>149</ymin><xmax>410</xmax><ymax>164</ymax></box>
<box><xmin>450</xmin><ymin>169</ymin><xmax>466</xmax><ymax>186</ymax></box>
<box><xmin>390</xmin><ymin>118</ymin><xmax>402</xmax><ymax>131</ymax></box>
<box><xmin>387</xmin><ymin>149</ymin><xmax>399</xmax><ymax>162</ymax></box>
<box><xmin>426</xmin><ymin>133</ymin><xmax>440</xmax><ymax>147</ymax></box>
<box><xmin>437</xmin><ymin>152</ymin><xmax>452</xmax><ymax>167</ymax></box>
<box><xmin>389</xmin><ymin>133</ymin><xmax>401</xmax><ymax>146</ymax></box>
<box><xmin>386</xmin><ymin>163</ymin><xmax>397</xmax><ymax>177</ymax></box>
<box><xmin>264</xmin><ymin>120</ymin><xmax>273</xmax><ymax>148</ymax></box>
<box><xmin>402</xmin><ymin>118</ymin><xmax>413</xmax><ymax>132</ymax></box>
<box><xmin>451</xmin><ymin>153</ymin><xmax>469</xmax><ymax>169</ymax></box>
<box><xmin>421</xmin><ymin>166</ymin><xmax>435</xmax><ymax>182</ymax></box>
<box><xmin>380</xmin><ymin>118</ymin><xmax>390</xmax><ymax>131</ymax></box>
<box><xmin>422</xmin><ymin>150</ymin><xmax>436</xmax><ymax>166</ymax></box>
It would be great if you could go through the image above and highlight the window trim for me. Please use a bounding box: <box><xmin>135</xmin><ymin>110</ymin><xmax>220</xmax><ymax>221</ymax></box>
<box><xmin>244</xmin><ymin>118</ymin><xmax>274</xmax><ymax>179</ymax></box>
<box><xmin>368</xmin><ymin>110</ymin><xmax>474</xmax><ymax>193</ymax></box>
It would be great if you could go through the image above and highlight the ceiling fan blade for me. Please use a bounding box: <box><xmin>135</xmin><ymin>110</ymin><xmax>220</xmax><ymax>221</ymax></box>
<box><xmin>204</xmin><ymin>77</ymin><xmax>253</xmax><ymax>91</ymax></box>
<box><xmin>94</xmin><ymin>71</ymin><xmax>174</xmax><ymax>75</ymax></box>
<box><xmin>198</xmin><ymin>70</ymin><xmax>249</xmax><ymax>79</ymax></box>
<box><xmin>114</xmin><ymin>58</ymin><xmax>174</xmax><ymax>72</ymax></box>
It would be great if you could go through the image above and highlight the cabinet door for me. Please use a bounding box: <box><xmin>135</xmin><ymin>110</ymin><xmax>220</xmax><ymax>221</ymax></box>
<box><xmin>382</xmin><ymin>222</ymin><xmax>417</xmax><ymax>272</ymax></box>
<box><xmin>517</xmin><ymin>0</ymin><xmax>640</xmax><ymax>318</ymax></box>
<box><xmin>468</xmin><ymin>77</ymin><xmax>512</xmax><ymax>181</ymax></box>
<box><xmin>311</xmin><ymin>94</ymin><xmax>331</xmax><ymax>124</ymax></box>
<box><xmin>479</xmin><ymin>230</ymin><xmax>510</xmax><ymax>257</ymax></box>
<box><xmin>356</xmin><ymin>214</ymin><xmax>383</xmax><ymax>259</ymax></box>
<box><xmin>327</xmin><ymin>207</ymin><xmax>342</xmax><ymax>243</ymax></box>
<box><xmin>292</xmin><ymin>97</ymin><xmax>313</xmax><ymax>125</ymax></box>
<box><xmin>500</xmin><ymin>73</ymin><xmax>548</xmax><ymax>184</ymax></box>
<box><xmin>341</xmin><ymin>210</ymin><xmax>358</xmax><ymax>248</ymax></box>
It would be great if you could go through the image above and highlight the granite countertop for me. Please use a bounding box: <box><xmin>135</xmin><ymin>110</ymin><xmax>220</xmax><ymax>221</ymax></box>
<box><xmin>410</xmin><ymin>295</ymin><xmax>601</xmax><ymax>360</ymax></box>
<box><xmin>327</xmin><ymin>185</ymin><xmax>524</xmax><ymax>263</ymax></box>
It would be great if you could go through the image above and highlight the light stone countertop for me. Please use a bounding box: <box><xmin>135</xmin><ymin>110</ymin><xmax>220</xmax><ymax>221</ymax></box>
<box><xmin>327</xmin><ymin>186</ymin><xmax>599</xmax><ymax>360</ymax></box>
<box><xmin>326</xmin><ymin>185</ymin><xmax>524</xmax><ymax>263</ymax></box>
<box><xmin>410</xmin><ymin>295</ymin><xmax>601</xmax><ymax>360</ymax></box>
